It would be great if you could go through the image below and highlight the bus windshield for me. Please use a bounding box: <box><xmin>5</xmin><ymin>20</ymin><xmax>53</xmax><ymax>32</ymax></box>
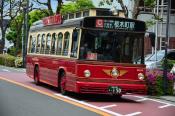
<box><xmin>79</xmin><ymin>29</ymin><xmax>144</xmax><ymax>64</ymax></box>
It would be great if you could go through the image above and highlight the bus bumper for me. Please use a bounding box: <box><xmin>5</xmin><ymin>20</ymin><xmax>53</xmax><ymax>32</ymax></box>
<box><xmin>76</xmin><ymin>81</ymin><xmax>147</xmax><ymax>95</ymax></box>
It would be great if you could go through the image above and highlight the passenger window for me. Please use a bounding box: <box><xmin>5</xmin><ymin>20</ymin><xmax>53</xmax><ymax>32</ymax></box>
<box><xmin>36</xmin><ymin>34</ymin><xmax>41</xmax><ymax>53</ymax></box>
<box><xmin>31</xmin><ymin>36</ymin><xmax>36</xmax><ymax>53</ymax></box>
<box><xmin>46</xmin><ymin>34</ymin><xmax>51</xmax><ymax>54</ymax></box>
<box><xmin>40</xmin><ymin>34</ymin><xmax>45</xmax><ymax>54</ymax></box>
<box><xmin>71</xmin><ymin>29</ymin><xmax>80</xmax><ymax>58</ymax></box>
<box><xmin>63</xmin><ymin>32</ymin><xmax>70</xmax><ymax>56</ymax></box>
<box><xmin>56</xmin><ymin>32</ymin><xmax>63</xmax><ymax>55</ymax></box>
<box><xmin>28</xmin><ymin>35</ymin><xmax>33</xmax><ymax>53</ymax></box>
<box><xmin>51</xmin><ymin>33</ymin><xmax>57</xmax><ymax>54</ymax></box>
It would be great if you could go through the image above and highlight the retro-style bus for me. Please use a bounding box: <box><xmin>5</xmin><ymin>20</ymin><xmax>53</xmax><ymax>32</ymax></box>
<box><xmin>26</xmin><ymin>14</ymin><xmax>147</xmax><ymax>97</ymax></box>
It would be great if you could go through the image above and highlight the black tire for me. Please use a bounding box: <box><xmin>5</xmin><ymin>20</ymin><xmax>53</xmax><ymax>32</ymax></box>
<box><xmin>114</xmin><ymin>94</ymin><xmax>122</xmax><ymax>99</ymax></box>
<box><xmin>59</xmin><ymin>72</ymin><xmax>67</xmax><ymax>95</ymax></box>
<box><xmin>34</xmin><ymin>66</ymin><xmax>40</xmax><ymax>85</ymax></box>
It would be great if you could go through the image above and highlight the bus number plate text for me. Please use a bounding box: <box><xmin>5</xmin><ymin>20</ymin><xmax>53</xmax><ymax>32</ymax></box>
<box><xmin>108</xmin><ymin>86</ymin><xmax>121</xmax><ymax>94</ymax></box>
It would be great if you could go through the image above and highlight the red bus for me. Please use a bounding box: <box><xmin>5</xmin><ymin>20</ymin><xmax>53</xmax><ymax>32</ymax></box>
<box><xmin>26</xmin><ymin>15</ymin><xmax>147</xmax><ymax>97</ymax></box>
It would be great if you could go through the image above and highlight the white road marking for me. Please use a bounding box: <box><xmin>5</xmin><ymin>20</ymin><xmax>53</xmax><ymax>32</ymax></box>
<box><xmin>125</xmin><ymin>95</ymin><xmax>175</xmax><ymax>107</ymax></box>
<box><xmin>136</xmin><ymin>98</ymin><xmax>148</xmax><ymax>102</ymax></box>
<box><xmin>54</xmin><ymin>93</ymin><xmax>123</xmax><ymax>116</ymax></box>
<box><xmin>159</xmin><ymin>104</ymin><xmax>172</xmax><ymax>108</ymax></box>
<box><xmin>100</xmin><ymin>104</ymin><xmax>117</xmax><ymax>109</ymax></box>
<box><xmin>124</xmin><ymin>112</ymin><xmax>142</xmax><ymax>116</ymax></box>
<box><xmin>2</xmin><ymin>69</ymin><xmax>10</xmax><ymax>72</ymax></box>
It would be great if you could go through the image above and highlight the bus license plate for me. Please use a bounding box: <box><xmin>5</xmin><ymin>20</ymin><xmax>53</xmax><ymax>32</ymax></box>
<box><xmin>108</xmin><ymin>86</ymin><xmax>121</xmax><ymax>94</ymax></box>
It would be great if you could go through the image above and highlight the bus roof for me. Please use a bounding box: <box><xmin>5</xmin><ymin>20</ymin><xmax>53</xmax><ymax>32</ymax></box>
<box><xmin>30</xmin><ymin>16</ymin><xmax>146</xmax><ymax>32</ymax></box>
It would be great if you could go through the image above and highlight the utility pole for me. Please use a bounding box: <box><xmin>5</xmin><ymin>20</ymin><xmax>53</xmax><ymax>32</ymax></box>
<box><xmin>22</xmin><ymin>0</ymin><xmax>29</xmax><ymax>68</ymax></box>
<box><xmin>163</xmin><ymin>0</ymin><xmax>171</xmax><ymax>95</ymax></box>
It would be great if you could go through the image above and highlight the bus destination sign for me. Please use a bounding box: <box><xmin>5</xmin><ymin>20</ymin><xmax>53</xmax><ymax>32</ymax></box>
<box><xmin>96</xmin><ymin>19</ymin><xmax>135</xmax><ymax>31</ymax></box>
<box><xmin>43</xmin><ymin>14</ymin><xmax>62</xmax><ymax>26</ymax></box>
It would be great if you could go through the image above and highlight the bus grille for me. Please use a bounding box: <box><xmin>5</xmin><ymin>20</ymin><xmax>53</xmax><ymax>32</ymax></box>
<box><xmin>80</xmin><ymin>86</ymin><xmax>108</xmax><ymax>94</ymax></box>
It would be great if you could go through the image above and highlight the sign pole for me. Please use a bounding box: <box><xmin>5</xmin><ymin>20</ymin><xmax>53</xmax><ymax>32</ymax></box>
<box><xmin>163</xmin><ymin>0</ymin><xmax>171</xmax><ymax>95</ymax></box>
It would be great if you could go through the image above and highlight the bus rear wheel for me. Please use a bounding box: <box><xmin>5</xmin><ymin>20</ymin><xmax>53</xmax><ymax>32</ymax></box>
<box><xmin>34</xmin><ymin>67</ymin><xmax>40</xmax><ymax>85</ymax></box>
<box><xmin>60</xmin><ymin>73</ymin><xmax>67</xmax><ymax>95</ymax></box>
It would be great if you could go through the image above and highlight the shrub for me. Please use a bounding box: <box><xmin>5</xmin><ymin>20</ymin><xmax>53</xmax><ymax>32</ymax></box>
<box><xmin>146</xmin><ymin>69</ymin><xmax>174</xmax><ymax>96</ymax></box>
<box><xmin>15</xmin><ymin>57</ymin><xmax>23</xmax><ymax>68</ymax></box>
<box><xmin>0</xmin><ymin>54</ymin><xmax>16</xmax><ymax>67</ymax></box>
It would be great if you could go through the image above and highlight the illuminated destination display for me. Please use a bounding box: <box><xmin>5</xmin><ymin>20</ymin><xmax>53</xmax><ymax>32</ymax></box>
<box><xmin>96</xmin><ymin>19</ymin><xmax>135</xmax><ymax>30</ymax></box>
<box><xmin>83</xmin><ymin>17</ymin><xmax>146</xmax><ymax>32</ymax></box>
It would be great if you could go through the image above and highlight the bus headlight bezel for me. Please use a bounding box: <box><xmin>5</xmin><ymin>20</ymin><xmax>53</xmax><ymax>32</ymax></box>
<box><xmin>84</xmin><ymin>70</ymin><xmax>91</xmax><ymax>77</ymax></box>
<box><xmin>138</xmin><ymin>73</ymin><xmax>145</xmax><ymax>80</ymax></box>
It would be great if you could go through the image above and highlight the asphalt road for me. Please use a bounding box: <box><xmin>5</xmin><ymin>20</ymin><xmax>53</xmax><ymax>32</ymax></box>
<box><xmin>0</xmin><ymin>80</ymin><xmax>100</xmax><ymax>116</ymax></box>
<box><xmin>0</xmin><ymin>65</ymin><xmax>175</xmax><ymax>116</ymax></box>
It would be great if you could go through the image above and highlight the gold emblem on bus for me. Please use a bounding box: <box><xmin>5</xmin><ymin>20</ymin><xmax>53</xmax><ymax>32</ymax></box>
<box><xmin>103</xmin><ymin>68</ymin><xmax>127</xmax><ymax>78</ymax></box>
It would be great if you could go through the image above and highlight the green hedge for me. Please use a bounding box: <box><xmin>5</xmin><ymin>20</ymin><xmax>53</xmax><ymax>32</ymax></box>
<box><xmin>0</xmin><ymin>54</ymin><xmax>16</xmax><ymax>67</ymax></box>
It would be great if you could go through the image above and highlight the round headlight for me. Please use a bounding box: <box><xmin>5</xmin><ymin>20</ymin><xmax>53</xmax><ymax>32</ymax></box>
<box><xmin>111</xmin><ymin>68</ymin><xmax>119</xmax><ymax>77</ymax></box>
<box><xmin>138</xmin><ymin>73</ymin><xmax>145</xmax><ymax>80</ymax></box>
<box><xmin>84</xmin><ymin>70</ymin><xmax>91</xmax><ymax>77</ymax></box>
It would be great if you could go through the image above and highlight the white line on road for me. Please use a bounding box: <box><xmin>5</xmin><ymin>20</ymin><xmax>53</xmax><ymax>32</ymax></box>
<box><xmin>100</xmin><ymin>104</ymin><xmax>117</xmax><ymax>109</ymax></box>
<box><xmin>2</xmin><ymin>69</ymin><xmax>10</xmax><ymax>72</ymax></box>
<box><xmin>125</xmin><ymin>95</ymin><xmax>175</xmax><ymax>107</ymax></box>
<box><xmin>54</xmin><ymin>93</ymin><xmax>123</xmax><ymax>116</ymax></box>
<box><xmin>136</xmin><ymin>98</ymin><xmax>148</xmax><ymax>102</ymax></box>
<box><xmin>124</xmin><ymin>112</ymin><xmax>142</xmax><ymax>116</ymax></box>
<box><xmin>159</xmin><ymin>104</ymin><xmax>172</xmax><ymax>108</ymax></box>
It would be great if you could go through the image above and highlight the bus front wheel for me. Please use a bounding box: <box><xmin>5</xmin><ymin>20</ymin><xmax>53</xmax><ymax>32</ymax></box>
<box><xmin>34</xmin><ymin>66</ymin><xmax>40</xmax><ymax>85</ymax></box>
<box><xmin>59</xmin><ymin>72</ymin><xmax>67</xmax><ymax>95</ymax></box>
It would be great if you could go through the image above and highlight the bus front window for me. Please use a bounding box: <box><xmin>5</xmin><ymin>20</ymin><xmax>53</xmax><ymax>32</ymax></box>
<box><xmin>79</xmin><ymin>29</ymin><xmax>144</xmax><ymax>64</ymax></box>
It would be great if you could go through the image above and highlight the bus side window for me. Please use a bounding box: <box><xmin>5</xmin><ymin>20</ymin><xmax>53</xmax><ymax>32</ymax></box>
<box><xmin>63</xmin><ymin>32</ymin><xmax>70</xmax><ymax>56</ymax></box>
<box><xmin>40</xmin><ymin>34</ymin><xmax>45</xmax><ymax>54</ymax></box>
<box><xmin>46</xmin><ymin>33</ymin><xmax>51</xmax><ymax>54</ymax></box>
<box><xmin>56</xmin><ymin>32</ymin><xmax>63</xmax><ymax>55</ymax></box>
<box><xmin>51</xmin><ymin>33</ymin><xmax>57</xmax><ymax>55</ymax></box>
<box><xmin>28</xmin><ymin>35</ymin><xmax>32</xmax><ymax>53</ymax></box>
<box><xmin>71</xmin><ymin>29</ymin><xmax>79</xmax><ymax>58</ymax></box>
<box><xmin>31</xmin><ymin>36</ymin><xmax>36</xmax><ymax>53</ymax></box>
<box><xmin>36</xmin><ymin>34</ymin><xmax>41</xmax><ymax>53</ymax></box>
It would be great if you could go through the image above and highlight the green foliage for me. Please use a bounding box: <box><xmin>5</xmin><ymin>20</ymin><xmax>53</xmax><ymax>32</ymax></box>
<box><xmin>7</xmin><ymin>47</ymin><xmax>19</xmax><ymax>56</ymax></box>
<box><xmin>6</xmin><ymin>29</ymin><xmax>17</xmax><ymax>44</ymax></box>
<box><xmin>29</xmin><ymin>10</ymin><xmax>48</xmax><ymax>27</ymax></box>
<box><xmin>146</xmin><ymin>69</ymin><xmax>174</xmax><ymax>96</ymax></box>
<box><xmin>161</xmin><ymin>60</ymin><xmax>175</xmax><ymax>70</ymax></box>
<box><xmin>15</xmin><ymin>57</ymin><xmax>23</xmax><ymax>68</ymax></box>
<box><xmin>0</xmin><ymin>54</ymin><xmax>16</xmax><ymax>67</ymax></box>
<box><xmin>61</xmin><ymin>0</ymin><xmax>94</xmax><ymax>15</ymax></box>
<box><xmin>144</xmin><ymin>0</ymin><xmax>156</xmax><ymax>8</ymax></box>
<box><xmin>145</xmin><ymin>20</ymin><xmax>156</xmax><ymax>28</ymax></box>
<box><xmin>61</xmin><ymin>3</ymin><xmax>77</xmax><ymax>14</ymax></box>
<box><xmin>99</xmin><ymin>0</ymin><xmax>112</xmax><ymax>6</ymax></box>
<box><xmin>75</xmin><ymin>0</ymin><xmax>94</xmax><ymax>10</ymax></box>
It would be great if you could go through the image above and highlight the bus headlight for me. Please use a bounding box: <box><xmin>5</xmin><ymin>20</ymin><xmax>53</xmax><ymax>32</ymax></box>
<box><xmin>138</xmin><ymin>73</ymin><xmax>144</xmax><ymax>80</ymax></box>
<box><xmin>84</xmin><ymin>70</ymin><xmax>91</xmax><ymax>77</ymax></box>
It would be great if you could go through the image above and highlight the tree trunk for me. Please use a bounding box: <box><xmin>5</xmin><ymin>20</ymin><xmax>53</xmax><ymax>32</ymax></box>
<box><xmin>132</xmin><ymin>0</ymin><xmax>141</xmax><ymax>19</ymax></box>
<box><xmin>0</xmin><ymin>29</ymin><xmax>6</xmax><ymax>53</ymax></box>
<box><xmin>56</xmin><ymin>0</ymin><xmax>62</xmax><ymax>14</ymax></box>
<box><xmin>47</xmin><ymin>0</ymin><xmax>54</xmax><ymax>15</ymax></box>
<box><xmin>118</xmin><ymin>0</ymin><xmax>128</xmax><ymax>18</ymax></box>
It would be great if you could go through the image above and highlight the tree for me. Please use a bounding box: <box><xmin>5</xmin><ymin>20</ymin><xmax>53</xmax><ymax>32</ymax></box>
<box><xmin>0</xmin><ymin>0</ymin><xmax>24</xmax><ymax>53</ymax></box>
<box><xmin>32</xmin><ymin>0</ymin><xmax>63</xmax><ymax>15</ymax></box>
<box><xmin>61</xmin><ymin>0</ymin><xmax>94</xmax><ymax>15</ymax></box>
<box><xmin>6</xmin><ymin>10</ymin><xmax>48</xmax><ymax>55</ymax></box>
<box><xmin>99</xmin><ymin>0</ymin><xmax>156</xmax><ymax>19</ymax></box>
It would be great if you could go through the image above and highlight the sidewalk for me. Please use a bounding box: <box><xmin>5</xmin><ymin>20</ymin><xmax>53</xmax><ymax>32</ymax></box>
<box><xmin>148</xmin><ymin>82</ymin><xmax>175</xmax><ymax>103</ymax></box>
